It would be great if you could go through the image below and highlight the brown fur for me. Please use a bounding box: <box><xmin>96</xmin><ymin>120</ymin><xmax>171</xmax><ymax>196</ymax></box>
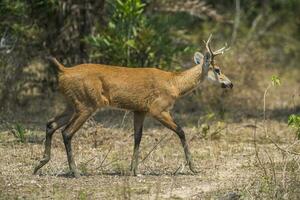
<box><xmin>57</xmin><ymin>62</ymin><xmax>204</xmax><ymax>112</ymax></box>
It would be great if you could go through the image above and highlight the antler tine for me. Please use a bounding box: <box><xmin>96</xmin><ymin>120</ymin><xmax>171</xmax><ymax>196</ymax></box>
<box><xmin>205</xmin><ymin>34</ymin><xmax>214</xmax><ymax>56</ymax></box>
<box><xmin>213</xmin><ymin>43</ymin><xmax>230</xmax><ymax>56</ymax></box>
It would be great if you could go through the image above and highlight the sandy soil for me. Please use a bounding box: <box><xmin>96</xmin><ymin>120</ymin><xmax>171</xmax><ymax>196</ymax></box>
<box><xmin>0</xmin><ymin>119</ymin><xmax>299</xmax><ymax>199</ymax></box>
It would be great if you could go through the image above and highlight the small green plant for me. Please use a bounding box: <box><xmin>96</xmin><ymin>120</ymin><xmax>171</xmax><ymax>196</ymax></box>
<box><xmin>12</xmin><ymin>123</ymin><xmax>26</xmax><ymax>143</ymax></box>
<box><xmin>288</xmin><ymin>114</ymin><xmax>300</xmax><ymax>139</ymax></box>
<box><xmin>79</xmin><ymin>163</ymin><xmax>88</xmax><ymax>175</ymax></box>
<box><xmin>263</xmin><ymin>75</ymin><xmax>281</xmax><ymax>131</ymax></box>
<box><xmin>210</xmin><ymin>121</ymin><xmax>226</xmax><ymax>140</ymax></box>
<box><xmin>200</xmin><ymin>123</ymin><xmax>210</xmax><ymax>138</ymax></box>
<box><xmin>271</xmin><ymin>75</ymin><xmax>281</xmax><ymax>86</ymax></box>
<box><xmin>197</xmin><ymin>112</ymin><xmax>226</xmax><ymax>140</ymax></box>
<box><xmin>78</xmin><ymin>190</ymin><xmax>88</xmax><ymax>200</ymax></box>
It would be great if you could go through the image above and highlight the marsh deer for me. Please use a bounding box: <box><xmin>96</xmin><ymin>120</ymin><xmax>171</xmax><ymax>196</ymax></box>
<box><xmin>34</xmin><ymin>34</ymin><xmax>232</xmax><ymax>177</ymax></box>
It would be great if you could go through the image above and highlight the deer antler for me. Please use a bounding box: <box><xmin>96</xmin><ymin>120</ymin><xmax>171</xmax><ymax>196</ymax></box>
<box><xmin>213</xmin><ymin>43</ymin><xmax>230</xmax><ymax>56</ymax></box>
<box><xmin>204</xmin><ymin>34</ymin><xmax>213</xmax><ymax>56</ymax></box>
<box><xmin>204</xmin><ymin>34</ymin><xmax>230</xmax><ymax>58</ymax></box>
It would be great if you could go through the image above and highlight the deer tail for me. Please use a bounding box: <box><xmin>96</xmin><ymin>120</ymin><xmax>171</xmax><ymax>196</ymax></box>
<box><xmin>47</xmin><ymin>56</ymin><xmax>66</xmax><ymax>72</ymax></box>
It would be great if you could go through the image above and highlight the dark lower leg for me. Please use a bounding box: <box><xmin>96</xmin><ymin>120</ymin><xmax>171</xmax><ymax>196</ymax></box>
<box><xmin>175</xmin><ymin>126</ymin><xmax>195</xmax><ymax>172</ymax></box>
<box><xmin>33</xmin><ymin>111</ymin><xmax>73</xmax><ymax>174</ymax></box>
<box><xmin>154</xmin><ymin>111</ymin><xmax>196</xmax><ymax>173</ymax></box>
<box><xmin>63</xmin><ymin>134</ymin><xmax>80</xmax><ymax>177</ymax></box>
<box><xmin>130</xmin><ymin>145</ymin><xmax>140</xmax><ymax>175</ymax></box>
<box><xmin>33</xmin><ymin>128</ymin><xmax>54</xmax><ymax>174</ymax></box>
<box><xmin>130</xmin><ymin>112</ymin><xmax>145</xmax><ymax>175</ymax></box>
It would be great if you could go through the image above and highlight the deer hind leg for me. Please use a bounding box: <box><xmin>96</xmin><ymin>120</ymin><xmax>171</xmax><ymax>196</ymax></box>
<box><xmin>61</xmin><ymin>105</ymin><xmax>94</xmax><ymax>178</ymax></box>
<box><xmin>34</xmin><ymin>107</ymin><xmax>74</xmax><ymax>174</ymax></box>
<box><xmin>130</xmin><ymin>111</ymin><xmax>146</xmax><ymax>176</ymax></box>
<box><xmin>152</xmin><ymin>111</ymin><xmax>196</xmax><ymax>174</ymax></box>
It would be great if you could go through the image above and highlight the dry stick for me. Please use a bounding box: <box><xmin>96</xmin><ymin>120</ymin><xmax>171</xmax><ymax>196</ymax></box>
<box><xmin>293</xmin><ymin>156</ymin><xmax>300</xmax><ymax>172</ymax></box>
<box><xmin>101</xmin><ymin>157</ymin><xmax>133</xmax><ymax>175</ymax></box>
<box><xmin>286</xmin><ymin>139</ymin><xmax>300</xmax><ymax>150</ymax></box>
<box><xmin>294</xmin><ymin>156</ymin><xmax>300</xmax><ymax>172</ymax></box>
<box><xmin>269</xmin><ymin>137</ymin><xmax>300</xmax><ymax>192</ymax></box>
<box><xmin>100</xmin><ymin>161</ymin><xmax>115</xmax><ymax>169</ymax></box>
<box><xmin>210</xmin><ymin>127</ymin><xmax>227</xmax><ymax>139</ymax></box>
<box><xmin>168</xmin><ymin>174</ymin><xmax>176</xmax><ymax>198</ymax></box>
<box><xmin>269</xmin><ymin>138</ymin><xmax>300</xmax><ymax>156</ymax></box>
<box><xmin>282</xmin><ymin>154</ymin><xmax>288</xmax><ymax>192</ymax></box>
<box><xmin>253</xmin><ymin>120</ymin><xmax>268</xmax><ymax>178</ymax></box>
<box><xmin>95</xmin><ymin>145</ymin><xmax>113</xmax><ymax>170</ymax></box>
<box><xmin>120</xmin><ymin>111</ymin><xmax>130</xmax><ymax>128</ymax></box>
<box><xmin>292</xmin><ymin>94</ymin><xmax>297</xmax><ymax>112</ymax></box>
<box><xmin>263</xmin><ymin>84</ymin><xmax>272</xmax><ymax>137</ymax></box>
<box><xmin>140</xmin><ymin>129</ymin><xmax>199</xmax><ymax>174</ymax></box>
<box><xmin>83</xmin><ymin>155</ymin><xmax>98</xmax><ymax>166</ymax></box>
<box><xmin>173</xmin><ymin>162</ymin><xmax>185</xmax><ymax>175</ymax></box>
<box><xmin>140</xmin><ymin>134</ymin><xmax>170</xmax><ymax>164</ymax></box>
<box><xmin>264</xmin><ymin>149</ymin><xmax>277</xmax><ymax>185</ymax></box>
<box><xmin>268</xmin><ymin>138</ymin><xmax>300</xmax><ymax>195</ymax></box>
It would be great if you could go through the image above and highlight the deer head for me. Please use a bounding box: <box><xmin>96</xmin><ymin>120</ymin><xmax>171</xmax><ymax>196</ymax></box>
<box><xmin>194</xmin><ymin>34</ymin><xmax>233</xmax><ymax>89</ymax></box>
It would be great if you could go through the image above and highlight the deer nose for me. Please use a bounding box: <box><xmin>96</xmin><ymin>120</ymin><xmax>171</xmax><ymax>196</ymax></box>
<box><xmin>221</xmin><ymin>82</ymin><xmax>233</xmax><ymax>89</ymax></box>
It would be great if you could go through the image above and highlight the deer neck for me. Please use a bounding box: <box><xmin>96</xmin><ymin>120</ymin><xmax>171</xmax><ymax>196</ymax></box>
<box><xmin>173</xmin><ymin>64</ymin><xmax>204</xmax><ymax>97</ymax></box>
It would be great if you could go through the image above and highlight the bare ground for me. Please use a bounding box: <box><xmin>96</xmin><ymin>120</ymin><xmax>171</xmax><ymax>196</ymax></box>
<box><xmin>0</xmin><ymin>118</ymin><xmax>299</xmax><ymax>199</ymax></box>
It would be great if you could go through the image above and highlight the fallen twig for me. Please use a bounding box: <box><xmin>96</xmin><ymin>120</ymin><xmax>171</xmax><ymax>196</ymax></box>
<box><xmin>140</xmin><ymin>134</ymin><xmax>170</xmax><ymax>164</ymax></box>
<box><xmin>269</xmin><ymin>138</ymin><xmax>300</xmax><ymax>156</ymax></box>
<box><xmin>95</xmin><ymin>145</ymin><xmax>113</xmax><ymax>170</ymax></box>
<box><xmin>253</xmin><ymin>120</ymin><xmax>268</xmax><ymax>177</ymax></box>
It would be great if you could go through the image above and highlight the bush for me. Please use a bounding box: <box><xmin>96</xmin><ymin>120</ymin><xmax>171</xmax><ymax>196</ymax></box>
<box><xmin>85</xmin><ymin>0</ymin><xmax>183</xmax><ymax>69</ymax></box>
<box><xmin>288</xmin><ymin>114</ymin><xmax>300</xmax><ymax>139</ymax></box>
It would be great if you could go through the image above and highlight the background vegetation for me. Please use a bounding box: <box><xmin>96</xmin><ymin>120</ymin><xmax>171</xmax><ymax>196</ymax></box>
<box><xmin>0</xmin><ymin>0</ymin><xmax>299</xmax><ymax>199</ymax></box>
<box><xmin>0</xmin><ymin>0</ymin><xmax>299</xmax><ymax>117</ymax></box>
<box><xmin>0</xmin><ymin>0</ymin><xmax>299</xmax><ymax>119</ymax></box>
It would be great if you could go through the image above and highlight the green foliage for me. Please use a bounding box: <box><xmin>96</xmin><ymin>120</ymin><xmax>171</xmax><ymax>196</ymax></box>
<box><xmin>78</xmin><ymin>190</ymin><xmax>88</xmax><ymax>200</ymax></box>
<box><xmin>198</xmin><ymin>113</ymin><xmax>226</xmax><ymax>140</ymax></box>
<box><xmin>12</xmin><ymin>123</ymin><xmax>26</xmax><ymax>143</ymax></box>
<box><xmin>271</xmin><ymin>75</ymin><xmax>281</xmax><ymax>86</ymax></box>
<box><xmin>85</xmin><ymin>0</ymin><xmax>181</xmax><ymax>68</ymax></box>
<box><xmin>200</xmin><ymin>123</ymin><xmax>210</xmax><ymax>138</ymax></box>
<box><xmin>288</xmin><ymin>114</ymin><xmax>300</xmax><ymax>139</ymax></box>
<box><xmin>198</xmin><ymin>121</ymin><xmax>226</xmax><ymax>140</ymax></box>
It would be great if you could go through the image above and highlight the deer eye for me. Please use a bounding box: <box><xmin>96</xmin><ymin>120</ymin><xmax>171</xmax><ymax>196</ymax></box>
<box><xmin>215</xmin><ymin>68</ymin><xmax>220</xmax><ymax>74</ymax></box>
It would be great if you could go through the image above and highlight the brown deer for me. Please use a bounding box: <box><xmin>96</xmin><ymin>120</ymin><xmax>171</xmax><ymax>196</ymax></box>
<box><xmin>33</xmin><ymin>34</ymin><xmax>232</xmax><ymax>177</ymax></box>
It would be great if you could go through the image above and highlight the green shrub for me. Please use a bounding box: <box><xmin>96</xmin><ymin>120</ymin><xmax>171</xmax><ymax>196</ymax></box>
<box><xmin>85</xmin><ymin>0</ymin><xmax>182</xmax><ymax>69</ymax></box>
<box><xmin>288</xmin><ymin>114</ymin><xmax>300</xmax><ymax>139</ymax></box>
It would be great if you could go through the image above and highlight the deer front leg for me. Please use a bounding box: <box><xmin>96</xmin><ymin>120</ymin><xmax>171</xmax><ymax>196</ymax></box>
<box><xmin>130</xmin><ymin>111</ymin><xmax>146</xmax><ymax>176</ymax></box>
<box><xmin>152</xmin><ymin>111</ymin><xmax>197</xmax><ymax>174</ymax></box>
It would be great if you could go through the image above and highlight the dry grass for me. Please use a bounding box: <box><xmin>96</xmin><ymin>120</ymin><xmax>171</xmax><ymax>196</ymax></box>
<box><xmin>0</xmin><ymin>118</ymin><xmax>299</xmax><ymax>199</ymax></box>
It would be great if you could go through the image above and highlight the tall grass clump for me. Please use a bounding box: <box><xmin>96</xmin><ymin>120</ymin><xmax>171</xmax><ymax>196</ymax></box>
<box><xmin>12</xmin><ymin>123</ymin><xmax>26</xmax><ymax>143</ymax></box>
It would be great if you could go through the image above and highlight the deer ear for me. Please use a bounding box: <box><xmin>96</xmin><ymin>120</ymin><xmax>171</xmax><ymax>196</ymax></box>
<box><xmin>194</xmin><ymin>52</ymin><xmax>204</xmax><ymax>64</ymax></box>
